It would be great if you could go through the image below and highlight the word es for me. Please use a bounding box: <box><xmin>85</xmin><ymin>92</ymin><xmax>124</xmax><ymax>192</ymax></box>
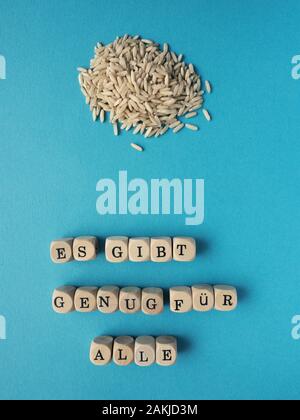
<box><xmin>291</xmin><ymin>315</ymin><xmax>300</xmax><ymax>340</ymax></box>
<box><xmin>90</xmin><ymin>335</ymin><xmax>177</xmax><ymax>367</ymax></box>
<box><xmin>0</xmin><ymin>55</ymin><xmax>6</xmax><ymax>80</ymax></box>
<box><xmin>50</xmin><ymin>236</ymin><xmax>196</xmax><ymax>264</ymax></box>
<box><xmin>291</xmin><ymin>55</ymin><xmax>300</xmax><ymax>80</ymax></box>
<box><xmin>96</xmin><ymin>171</ymin><xmax>205</xmax><ymax>226</ymax></box>
<box><xmin>52</xmin><ymin>284</ymin><xmax>238</xmax><ymax>315</ymax></box>
<box><xmin>0</xmin><ymin>315</ymin><xmax>6</xmax><ymax>340</ymax></box>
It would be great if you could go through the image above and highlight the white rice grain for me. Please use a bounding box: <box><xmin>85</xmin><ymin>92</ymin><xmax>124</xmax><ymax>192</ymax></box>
<box><xmin>173</xmin><ymin>123</ymin><xmax>184</xmax><ymax>133</ymax></box>
<box><xmin>113</xmin><ymin>122</ymin><xmax>119</xmax><ymax>136</ymax></box>
<box><xmin>100</xmin><ymin>109</ymin><xmax>105</xmax><ymax>123</ymax></box>
<box><xmin>78</xmin><ymin>35</ymin><xmax>212</xmax><ymax>140</ymax></box>
<box><xmin>185</xmin><ymin>123</ymin><xmax>199</xmax><ymax>131</ymax></box>
<box><xmin>203</xmin><ymin>109</ymin><xmax>212</xmax><ymax>121</ymax></box>
<box><xmin>205</xmin><ymin>80</ymin><xmax>212</xmax><ymax>94</ymax></box>
<box><xmin>185</xmin><ymin>112</ymin><xmax>198</xmax><ymax>119</ymax></box>
<box><xmin>131</xmin><ymin>143</ymin><xmax>144</xmax><ymax>152</ymax></box>
<box><xmin>169</xmin><ymin>120</ymin><xmax>181</xmax><ymax>129</ymax></box>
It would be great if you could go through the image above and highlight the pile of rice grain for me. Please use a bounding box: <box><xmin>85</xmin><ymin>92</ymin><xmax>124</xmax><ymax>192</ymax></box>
<box><xmin>78</xmin><ymin>35</ymin><xmax>212</xmax><ymax>141</ymax></box>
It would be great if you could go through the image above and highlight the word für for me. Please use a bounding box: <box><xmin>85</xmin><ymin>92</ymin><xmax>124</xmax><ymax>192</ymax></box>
<box><xmin>96</xmin><ymin>171</ymin><xmax>204</xmax><ymax>226</ymax></box>
<box><xmin>50</xmin><ymin>236</ymin><xmax>196</xmax><ymax>264</ymax></box>
<box><xmin>90</xmin><ymin>336</ymin><xmax>177</xmax><ymax>367</ymax></box>
<box><xmin>52</xmin><ymin>284</ymin><xmax>238</xmax><ymax>314</ymax></box>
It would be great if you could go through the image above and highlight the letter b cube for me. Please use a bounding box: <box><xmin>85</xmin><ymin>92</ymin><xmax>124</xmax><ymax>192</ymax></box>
<box><xmin>151</xmin><ymin>237</ymin><xmax>172</xmax><ymax>263</ymax></box>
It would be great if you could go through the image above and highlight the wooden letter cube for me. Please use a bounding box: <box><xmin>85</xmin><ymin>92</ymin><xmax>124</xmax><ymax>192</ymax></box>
<box><xmin>151</xmin><ymin>237</ymin><xmax>172</xmax><ymax>263</ymax></box>
<box><xmin>119</xmin><ymin>287</ymin><xmax>141</xmax><ymax>314</ymax></box>
<box><xmin>129</xmin><ymin>237</ymin><xmax>150</xmax><ymax>262</ymax></box>
<box><xmin>142</xmin><ymin>288</ymin><xmax>164</xmax><ymax>315</ymax></box>
<box><xmin>97</xmin><ymin>286</ymin><xmax>120</xmax><ymax>314</ymax></box>
<box><xmin>50</xmin><ymin>238</ymin><xmax>74</xmax><ymax>264</ymax></box>
<box><xmin>90</xmin><ymin>336</ymin><xmax>113</xmax><ymax>366</ymax></box>
<box><xmin>105</xmin><ymin>236</ymin><xmax>129</xmax><ymax>263</ymax></box>
<box><xmin>214</xmin><ymin>285</ymin><xmax>238</xmax><ymax>311</ymax></box>
<box><xmin>173</xmin><ymin>237</ymin><xmax>196</xmax><ymax>262</ymax></box>
<box><xmin>192</xmin><ymin>284</ymin><xmax>215</xmax><ymax>312</ymax></box>
<box><xmin>73</xmin><ymin>236</ymin><xmax>98</xmax><ymax>261</ymax></box>
<box><xmin>156</xmin><ymin>336</ymin><xmax>177</xmax><ymax>366</ymax></box>
<box><xmin>74</xmin><ymin>287</ymin><xmax>98</xmax><ymax>312</ymax></box>
<box><xmin>113</xmin><ymin>336</ymin><xmax>134</xmax><ymax>366</ymax></box>
<box><xmin>52</xmin><ymin>286</ymin><xmax>76</xmax><ymax>314</ymax></box>
<box><xmin>135</xmin><ymin>336</ymin><xmax>156</xmax><ymax>367</ymax></box>
<box><xmin>169</xmin><ymin>286</ymin><xmax>193</xmax><ymax>313</ymax></box>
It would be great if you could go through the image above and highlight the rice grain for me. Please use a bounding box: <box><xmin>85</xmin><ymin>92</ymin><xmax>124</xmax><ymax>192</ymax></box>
<box><xmin>205</xmin><ymin>80</ymin><xmax>212</xmax><ymax>94</ymax></box>
<box><xmin>131</xmin><ymin>143</ymin><xmax>144</xmax><ymax>152</ymax></box>
<box><xmin>173</xmin><ymin>123</ymin><xmax>184</xmax><ymax>134</ymax></box>
<box><xmin>78</xmin><ymin>35</ymin><xmax>212</xmax><ymax>141</ymax></box>
<box><xmin>203</xmin><ymin>109</ymin><xmax>212</xmax><ymax>121</ymax></box>
<box><xmin>185</xmin><ymin>123</ymin><xmax>199</xmax><ymax>131</ymax></box>
<box><xmin>185</xmin><ymin>112</ymin><xmax>198</xmax><ymax>119</ymax></box>
<box><xmin>113</xmin><ymin>122</ymin><xmax>119</xmax><ymax>136</ymax></box>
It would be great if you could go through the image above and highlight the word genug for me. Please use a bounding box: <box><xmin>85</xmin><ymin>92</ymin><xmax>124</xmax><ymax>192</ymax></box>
<box><xmin>90</xmin><ymin>336</ymin><xmax>177</xmax><ymax>367</ymax></box>
<box><xmin>52</xmin><ymin>284</ymin><xmax>238</xmax><ymax>315</ymax></box>
<box><xmin>96</xmin><ymin>171</ymin><xmax>205</xmax><ymax>226</ymax></box>
<box><xmin>50</xmin><ymin>236</ymin><xmax>196</xmax><ymax>264</ymax></box>
<box><xmin>0</xmin><ymin>55</ymin><xmax>6</xmax><ymax>80</ymax></box>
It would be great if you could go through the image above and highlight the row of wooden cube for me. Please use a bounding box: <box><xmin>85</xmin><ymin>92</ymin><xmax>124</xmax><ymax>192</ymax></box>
<box><xmin>90</xmin><ymin>336</ymin><xmax>177</xmax><ymax>367</ymax></box>
<box><xmin>50</xmin><ymin>236</ymin><xmax>196</xmax><ymax>263</ymax></box>
<box><xmin>52</xmin><ymin>285</ymin><xmax>238</xmax><ymax>314</ymax></box>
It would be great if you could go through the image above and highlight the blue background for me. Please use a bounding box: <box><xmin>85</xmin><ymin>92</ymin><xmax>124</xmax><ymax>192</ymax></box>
<box><xmin>0</xmin><ymin>0</ymin><xmax>300</xmax><ymax>400</ymax></box>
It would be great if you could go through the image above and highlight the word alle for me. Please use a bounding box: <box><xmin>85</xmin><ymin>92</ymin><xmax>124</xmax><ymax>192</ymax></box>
<box><xmin>90</xmin><ymin>336</ymin><xmax>177</xmax><ymax>367</ymax></box>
